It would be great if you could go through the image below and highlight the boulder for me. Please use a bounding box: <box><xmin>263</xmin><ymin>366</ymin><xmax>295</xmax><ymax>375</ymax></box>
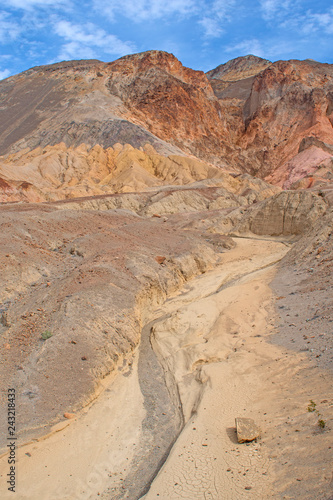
<box><xmin>235</xmin><ymin>417</ymin><xmax>260</xmax><ymax>443</ymax></box>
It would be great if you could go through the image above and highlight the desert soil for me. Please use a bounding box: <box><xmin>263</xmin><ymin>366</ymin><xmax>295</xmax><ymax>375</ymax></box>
<box><xmin>1</xmin><ymin>236</ymin><xmax>332</xmax><ymax>499</ymax></box>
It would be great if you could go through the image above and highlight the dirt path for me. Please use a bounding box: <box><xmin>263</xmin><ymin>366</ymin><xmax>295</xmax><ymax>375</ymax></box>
<box><xmin>1</xmin><ymin>238</ymin><xmax>331</xmax><ymax>499</ymax></box>
<box><xmin>142</xmin><ymin>239</ymin><xmax>288</xmax><ymax>499</ymax></box>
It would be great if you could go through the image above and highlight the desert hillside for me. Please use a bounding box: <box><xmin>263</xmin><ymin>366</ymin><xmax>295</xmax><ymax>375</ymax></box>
<box><xmin>0</xmin><ymin>51</ymin><xmax>332</xmax><ymax>202</ymax></box>
<box><xmin>0</xmin><ymin>51</ymin><xmax>332</xmax><ymax>500</ymax></box>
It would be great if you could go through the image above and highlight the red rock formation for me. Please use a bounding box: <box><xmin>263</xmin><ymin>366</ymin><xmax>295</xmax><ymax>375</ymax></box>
<box><xmin>240</xmin><ymin>60</ymin><xmax>333</xmax><ymax>175</ymax></box>
<box><xmin>106</xmin><ymin>51</ymin><xmax>231</xmax><ymax>164</ymax></box>
<box><xmin>208</xmin><ymin>58</ymin><xmax>333</xmax><ymax>178</ymax></box>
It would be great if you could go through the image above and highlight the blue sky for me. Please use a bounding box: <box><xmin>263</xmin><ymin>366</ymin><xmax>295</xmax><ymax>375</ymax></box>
<box><xmin>0</xmin><ymin>0</ymin><xmax>333</xmax><ymax>80</ymax></box>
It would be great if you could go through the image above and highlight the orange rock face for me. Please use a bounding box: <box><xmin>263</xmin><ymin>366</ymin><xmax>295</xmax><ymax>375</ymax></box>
<box><xmin>207</xmin><ymin>57</ymin><xmax>333</xmax><ymax>182</ymax></box>
<box><xmin>236</xmin><ymin>60</ymin><xmax>333</xmax><ymax>178</ymax></box>
<box><xmin>106</xmin><ymin>51</ymin><xmax>231</xmax><ymax>164</ymax></box>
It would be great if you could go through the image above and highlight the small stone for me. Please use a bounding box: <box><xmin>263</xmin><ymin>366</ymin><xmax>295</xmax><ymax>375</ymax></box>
<box><xmin>1</xmin><ymin>312</ymin><xmax>10</xmax><ymax>327</ymax></box>
<box><xmin>155</xmin><ymin>256</ymin><xmax>166</xmax><ymax>265</ymax></box>
<box><xmin>63</xmin><ymin>412</ymin><xmax>76</xmax><ymax>419</ymax></box>
<box><xmin>235</xmin><ymin>417</ymin><xmax>260</xmax><ymax>443</ymax></box>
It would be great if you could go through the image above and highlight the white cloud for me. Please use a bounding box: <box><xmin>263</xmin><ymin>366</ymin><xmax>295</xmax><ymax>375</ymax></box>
<box><xmin>260</xmin><ymin>0</ymin><xmax>277</xmax><ymax>19</ymax></box>
<box><xmin>280</xmin><ymin>7</ymin><xmax>333</xmax><ymax>36</ymax></box>
<box><xmin>0</xmin><ymin>69</ymin><xmax>11</xmax><ymax>80</ymax></box>
<box><xmin>225</xmin><ymin>35</ymin><xmax>318</xmax><ymax>62</ymax></box>
<box><xmin>260</xmin><ymin>0</ymin><xmax>292</xmax><ymax>21</ymax></box>
<box><xmin>93</xmin><ymin>0</ymin><xmax>197</xmax><ymax>22</ymax></box>
<box><xmin>57</xmin><ymin>42</ymin><xmax>97</xmax><ymax>61</ymax></box>
<box><xmin>0</xmin><ymin>12</ymin><xmax>21</xmax><ymax>42</ymax></box>
<box><xmin>225</xmin><ymin>38</ymin><xmax>264</xmax><ymax>57</ymax></box>
<box><xmin>303</xmin><ymin>10</ymin><xmax>333</xmax><ymax>35</ymax></box>
<box><xmin>198</xmin><ymin>0</ymin><xmax>235</xmax><ymax>38</ymax></box>
<box><xmin>199</xmin><ymin>17</ymin><xmax>223</xmax><ymax>38</ymax></box>
<box><xmin>211</xmin><ymin>0</ymin><xmax>236</xmax><ymax>19</ymax></box>
<box><xmin>265</xmin><ymin>40</ymin><xmax>299</xmax><ymax>59</ymax></box>
<box><xmin>3</xmin><ymin>0</ymin><xmax>68</xmax><ymax>8</ymax></box>
<box><xmin>54</xmin><ymin>21</ymin><xmax>136</xmax><ymax>61</ymax></box>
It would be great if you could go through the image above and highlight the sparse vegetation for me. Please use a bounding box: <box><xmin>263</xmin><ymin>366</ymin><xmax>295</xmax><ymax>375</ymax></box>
<box><xmin>318</xmin><ymin>419</ymin><xmax>326</xmax><ymax>429</ymax></box>
<box><xmin>307</xmin><ymin>400</ymin><xmax>327</xmax><ymax>430</ymax></box>
<box><xmin>307</xmin><ymin>400</ymin><xmax>317</xmax><ymax>412</ymax></box>
<box><xmin>41</xmin><ymin>330</ymin><xmax>53</xmax><ymax>340</ymax></box>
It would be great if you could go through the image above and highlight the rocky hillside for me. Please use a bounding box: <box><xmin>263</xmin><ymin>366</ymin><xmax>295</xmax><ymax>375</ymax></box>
<box><xmin>0</xmin><ymin>50</ymin><xmax>332</xmax><ymax>202</ymax></box>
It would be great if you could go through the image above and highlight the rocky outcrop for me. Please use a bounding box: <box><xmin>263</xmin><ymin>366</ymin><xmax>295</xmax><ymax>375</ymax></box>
<box><xmin>299</xmin><ymin>136</ymin><xmax>333</xmax><ymax>155</ymax></box>
<box><xmin>0</xmin><ymin>56</ymin><xmax>184</xmax><ymax>158</ymax></box>
<box><xmin>207</xmin><ymin>55</ymin><xmax>271</xmax><ymax>103</ymax></box>
<box><xmin>268</xmin><ymin>145</ymin><xmax>333</xmax><ymax>189</ymax></box>
<box><xmin>206</xmin><ymin>190</ymin><xmax>328</xmax><ymax>237</ymax></box>
<box><xmin>208</xmin><ymin>58</ymin><xmax>333</xmax><ymax>180</ymax></box>
<box><xmin>240</xmin><ymin>60</ymin><xmax>333</xmax><ymax>177</ymax></box>
<box><xmin>207</xmin><ymin>55</ymin><xmax>271</xmax><ymax>82</ymax></box>
<box><xmin>105</xmin><ymin>51</ymin><xmax>231</xmax><ymax>164</ymax></box>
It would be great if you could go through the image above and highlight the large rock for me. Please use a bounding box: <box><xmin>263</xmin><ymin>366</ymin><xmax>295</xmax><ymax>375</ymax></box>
<box><xmin>235</xmin><ymin>417</ymin><xmax>261</xmax><ymax>443</ymax></box>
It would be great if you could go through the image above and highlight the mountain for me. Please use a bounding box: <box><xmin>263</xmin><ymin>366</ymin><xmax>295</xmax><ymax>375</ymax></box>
<box><xmin>0</xmin><ymin>50</ymin><xmax>332</xmax><ymax>202</ymax></box>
